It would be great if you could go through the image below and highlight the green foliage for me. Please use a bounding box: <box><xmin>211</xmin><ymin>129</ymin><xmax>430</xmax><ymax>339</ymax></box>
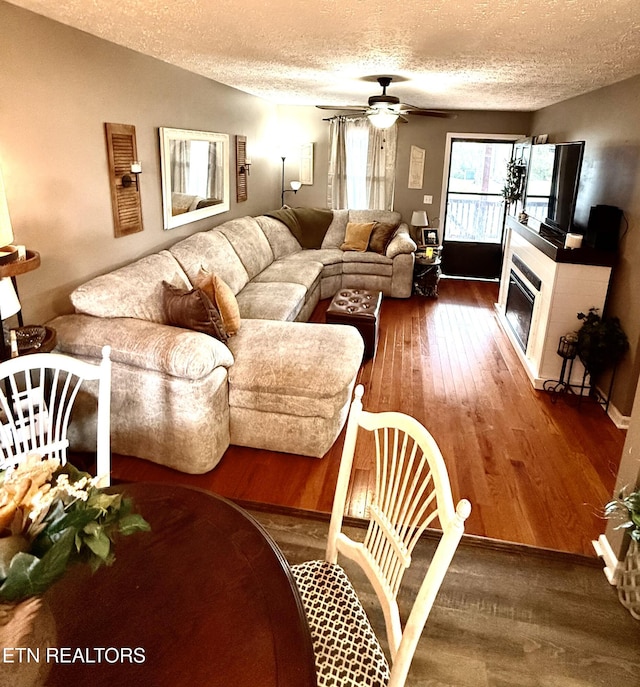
<box><xmin>576</xmin><ymin>308</ymin><xmax>629</xmax><ymax>379</ymax></box>
<box><xmin>605</xmin><ymin>490</ymin><xmax>640</xmax><ymax>542</ymax></box>
<box><xmin>0</xmin><ymin>463</ymin><xmax>150</xmax><ymax>602</ymax></box>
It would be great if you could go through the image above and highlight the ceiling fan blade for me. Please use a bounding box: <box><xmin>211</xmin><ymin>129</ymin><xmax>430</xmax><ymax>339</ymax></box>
<box><xmin>400</xmin><ymin>107</ymin><xmax>457</xmax><ymax>119</ymax></box>
<box><xmin>316</xmin><ymin>105</ymin><xmax>367</xmax><ymax>111</ymax></box>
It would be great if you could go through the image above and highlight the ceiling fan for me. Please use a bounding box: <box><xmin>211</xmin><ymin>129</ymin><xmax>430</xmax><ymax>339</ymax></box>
<box><xmin>316</xmin><ymin>77</ymin><xmax>456</xmax><ymax>128</ymax></box>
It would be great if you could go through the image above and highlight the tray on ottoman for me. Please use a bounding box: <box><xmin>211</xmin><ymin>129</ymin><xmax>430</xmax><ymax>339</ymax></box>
<box><xmin>326</xmin><ymin>288</ymin><xmax>382</xmax><ymax>359</ymax></box>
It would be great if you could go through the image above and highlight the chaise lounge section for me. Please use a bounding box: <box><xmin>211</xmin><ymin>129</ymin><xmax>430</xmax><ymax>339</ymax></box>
<box><xmin>49</xmin><ymin>208</ymin><xmax>416</xmax><ymax>474</ymax></box>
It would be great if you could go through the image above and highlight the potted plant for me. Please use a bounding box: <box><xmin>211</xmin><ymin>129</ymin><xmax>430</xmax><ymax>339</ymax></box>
<box><xmin>576</xmin><ymin>308</ymin><xmax>629</xmax><ymax>383</ymax></box>
<box><xmin>605</xmin><ymin>488</ymin><xmax>640</xmax><ymax>620</ymax></box>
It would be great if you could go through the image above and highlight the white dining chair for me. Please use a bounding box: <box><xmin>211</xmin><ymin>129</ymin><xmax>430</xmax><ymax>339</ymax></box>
<box><xmin>0</xmin><ymin>346</ymin><xmax>112</xmax><ymax>487</ymax></box>
<box><xmin>291</xmin><ymin>384</ymin><xmax>471</xmax><ymax>687</ymax></box>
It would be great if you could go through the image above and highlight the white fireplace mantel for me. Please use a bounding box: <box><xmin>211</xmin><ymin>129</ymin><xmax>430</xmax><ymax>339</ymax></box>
<box><xmin>496</xmin><ymin>217</ymin><xmax>613</xmax><ymax>390</ymax></box>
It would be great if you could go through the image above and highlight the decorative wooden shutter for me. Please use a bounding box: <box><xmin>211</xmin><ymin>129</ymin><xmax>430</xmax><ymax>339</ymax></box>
<box><xmin>236</xmin><ymin>135</ymin><xmax>248</xmax><ymax>203</ymax></box>
<box><xmin>105</xmin><ymin>123</ymin><xmax>143</xmax><ymax>237</ymax></box>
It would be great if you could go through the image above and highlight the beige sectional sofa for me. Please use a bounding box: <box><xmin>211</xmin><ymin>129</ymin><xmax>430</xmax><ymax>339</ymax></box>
<box><xmin>49</xmin><ymin>208</ymin><xmax>416</xmax><ymax>474</ymax></box>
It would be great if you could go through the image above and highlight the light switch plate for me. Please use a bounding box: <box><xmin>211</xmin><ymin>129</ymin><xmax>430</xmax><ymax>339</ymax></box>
<box><xmin>423</xmin><ymin>195</ymin><xmax>433</xmax><ymax>204</ymax></box>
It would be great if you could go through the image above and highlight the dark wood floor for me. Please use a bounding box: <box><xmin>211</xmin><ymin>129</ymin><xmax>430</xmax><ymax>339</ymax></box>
<box><xmin>253</xmin><ymin>508</ymin><xmax>640</xmax><ymax>687</ymax></box>
<box><xmin>112</xmin><ymin>279</ymin><xmax>626</xmax><ymax>557</ymax></box>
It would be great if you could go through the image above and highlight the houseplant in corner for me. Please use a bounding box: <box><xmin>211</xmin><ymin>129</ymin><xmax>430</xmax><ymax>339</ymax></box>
<box><xmin>0</xmin><ymin>455</ymin><xmax>150</xmax><ymax>685</ymax></box>
<box><xmin>576</xmin><ymin>308</ymin><xmax>629</xmax><ymax>392</ymax></box>
<box><xmin>605</xmin><ymin>488</ymin><xmax>640</xmax><ymax>620</ymax></box>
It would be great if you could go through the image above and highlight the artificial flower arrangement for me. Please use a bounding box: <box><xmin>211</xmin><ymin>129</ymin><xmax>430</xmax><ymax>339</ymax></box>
<box><xmin>0</xmin><ymin>455</ymin><xmax>150</xmax><ymax>603</ymax></box>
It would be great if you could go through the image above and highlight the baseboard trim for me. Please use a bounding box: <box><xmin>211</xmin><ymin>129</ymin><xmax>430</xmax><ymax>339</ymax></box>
<box><xmin>593</xmin><ymin>534</ymin><xmax>623</xmax><ymax>585</ymax></box>
<box><xmin>602</xmin><ymin>398</ymin><xmax>631</xmax><ymax>429</ymax></box>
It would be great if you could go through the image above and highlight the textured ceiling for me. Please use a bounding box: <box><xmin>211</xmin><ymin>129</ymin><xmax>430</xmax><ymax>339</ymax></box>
<box><xmin>7</xmin><ymin>0</ymin><xmax>640</xmax><ymax>111</ymax></box>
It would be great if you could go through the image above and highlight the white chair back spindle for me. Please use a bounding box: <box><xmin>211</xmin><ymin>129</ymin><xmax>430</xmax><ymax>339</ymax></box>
<box><xmin>0</xmin><ymin>346</ymin><xmax>112</xmax><ymax>487</ymax></box>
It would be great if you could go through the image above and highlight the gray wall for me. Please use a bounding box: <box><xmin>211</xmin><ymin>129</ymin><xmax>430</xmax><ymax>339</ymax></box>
<box><xmin>278</xmin><ymin>104</ymin><xmax>531</xmax><ymax>235</ymax></box>
<box><xmin>0</xmin><ymin>2</ymin><xmax>280</xmax><ymax>325</ymax></box>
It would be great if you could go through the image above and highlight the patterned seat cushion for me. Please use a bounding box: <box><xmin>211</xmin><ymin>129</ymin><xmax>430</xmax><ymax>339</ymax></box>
<box><xmin>291</xmin><ymin>560</ymin><xmax>390</xmax><ymax>687</ymax></box>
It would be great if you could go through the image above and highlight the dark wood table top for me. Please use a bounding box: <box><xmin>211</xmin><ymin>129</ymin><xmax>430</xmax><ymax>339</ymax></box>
<box><xmin>44</xmin><ymin>482</ymin><xmax>317</xmax><ymax>687</ymax></box>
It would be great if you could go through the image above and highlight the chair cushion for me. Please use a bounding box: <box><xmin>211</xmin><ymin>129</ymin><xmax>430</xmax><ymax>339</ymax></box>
<box><xmin>291</xmin><ymin>560</ymin><xmax>390</xmax><ymax>687</ymax></box>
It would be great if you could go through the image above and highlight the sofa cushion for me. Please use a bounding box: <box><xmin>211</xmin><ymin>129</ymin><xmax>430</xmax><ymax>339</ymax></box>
<box><xmin>227</xmin><ymin>319</ymin><xmax>364</xmax><ymax>418</ymax></box>
<box><xmin>235</xmin><ymin>282</ymin><xmax>307</xmax><ymax>321</ymax></box>
<box><xmin>194</xmin><ymin>268</ymin><xmax>241</xmax><ymax>335</ymax></box>
<box><xmin>251</xmin><ymin>258</ymin><xmax>324</xmax><ymax>293</ymax></box>
<box><xmin>255</xmin><ymin>216</ymin><xmax>302</xmax><ymax>259</ymax></box>
<box><xmin>321</xmin><ymin>209</ymin><xmax>349</xmax><ymax>249</ymax></box>
<box><xmin>341</xmin><ymin>222</ymin><xmax>376</xmax><ymax>251</ymax></box>
<box><xmin>342</xmin><ymin>251</ymin><xmax>393</xmax><ymax>276</ymax></box>
<box><xmin>162</xmin><ymin>282</ymin><xmax>229</xmax><ymax>342</ymax></box>
<box><xmin>70</xmin><ymin>250</ymin><xmax>191</xmax><ymax>323</ymax></box>
<box><xmin>169</xmin><ymin>229</ymin><xmax>250</xmax><ymax>295</ymax></box>
<box><xmin>368</xmin><ymin>222</ymin><xmax>399</xmax><ymax>254</ymax></box>
<box><xmin>217</xmin><ymin>217</ymin><xmax>274</xmax><ymax>279</ymax></box>
<box><xmin>281</xmin><ymin>248</ymin><xmax>343</xmax><ymax>267</ymax></box>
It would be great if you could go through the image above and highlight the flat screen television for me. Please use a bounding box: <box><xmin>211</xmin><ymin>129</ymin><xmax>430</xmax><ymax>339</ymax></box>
<box><xmin>523</xmin><ymin>141</ymin><xmax>585</xmax><ymax>240</ymax></box>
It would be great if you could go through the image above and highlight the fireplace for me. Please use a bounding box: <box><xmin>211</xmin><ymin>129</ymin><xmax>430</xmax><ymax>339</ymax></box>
<box><xmin>504</xmin><ymin>255</ymin><xmax>541</xmax><ymax>353</ymax></box>
<box><xmin>497</xmin><ymin>216</ymin><xmax>613</xmax><ymax>392</ymax></box>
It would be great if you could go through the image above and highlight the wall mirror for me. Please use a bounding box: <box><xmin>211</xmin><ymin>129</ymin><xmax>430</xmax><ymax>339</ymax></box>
<box><xmin>159</xmin><ymin>127</ymin><xmax>230</xmax><ymax>230</ymax></box>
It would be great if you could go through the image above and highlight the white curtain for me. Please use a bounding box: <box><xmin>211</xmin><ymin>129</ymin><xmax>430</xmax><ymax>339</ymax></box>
<box><xmin>327</xmin><ymin>118</ymin><xmax>348</xmax><ymax>209</ymax></box>
<box><xmin>367</xmin><ymin>124</ymin><xmax>397</xmax><ymax>211</ymax></box>
<box><xmin>327</xmin><ymin>117</ymin><xmax>397</xmax><ymax>210</ymax></box>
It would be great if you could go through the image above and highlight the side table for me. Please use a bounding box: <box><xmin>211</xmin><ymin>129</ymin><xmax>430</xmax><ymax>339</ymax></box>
<box><xmin>413</xmin><ymin>251</ymin><xmax>442</xmax><ymax>297</ymax></box>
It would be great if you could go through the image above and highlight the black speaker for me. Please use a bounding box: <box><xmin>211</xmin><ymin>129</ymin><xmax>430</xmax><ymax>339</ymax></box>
<box><xmin>585</xmin><ymin>204</ymin><xmax>622</xmax><ymax>251</ymax></box>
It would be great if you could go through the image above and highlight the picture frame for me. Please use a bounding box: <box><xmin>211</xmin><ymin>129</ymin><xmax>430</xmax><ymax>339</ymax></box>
<box><xmin>299</xmin><ymin>143</ymin><xmax>314</xmax><ymax>185</ymax></box>
<box><xmin>421</xmin><ymin>228</ymin><xmax>439</xmax><ymax>246</ymax></box>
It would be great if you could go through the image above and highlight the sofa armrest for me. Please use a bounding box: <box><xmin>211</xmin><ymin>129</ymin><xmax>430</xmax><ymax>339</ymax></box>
<box><xmin>49</xmin><ymin>314</ymin><xmax>234</xmax><ymax>381</ymax></box>
<box><xmin>386</xmin><ymin>222</ymin><xmax>417</xmax><ymax>259</ymax></box>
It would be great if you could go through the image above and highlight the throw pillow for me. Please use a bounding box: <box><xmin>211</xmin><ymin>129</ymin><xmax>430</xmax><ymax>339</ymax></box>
<box><xmin>341</xmin><ymin>222</ymin><xmax>376</xmax><ymax>252</ymax></box>
<box><xmin>368</xmin><ymin>222</ymin><xmax>398</xmax><ymax>254</ymax></box>
<box><xmin>194</xmin><ymin>267</ymin><xmax>241</xmax><ymax>335</ymax></box>
<box><xmin>161</xmin><ymin>281</ymin><xmax>229</xmax><ymax>343</ymax></box>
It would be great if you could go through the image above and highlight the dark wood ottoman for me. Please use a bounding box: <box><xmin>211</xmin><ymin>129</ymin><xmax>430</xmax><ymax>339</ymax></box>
<box><xmin>326</xmin><ymin>288</ymin><xmax>382</xmax><ymax>359</ymax></box>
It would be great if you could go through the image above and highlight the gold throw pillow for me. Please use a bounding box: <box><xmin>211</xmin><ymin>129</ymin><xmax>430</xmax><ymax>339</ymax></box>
<box><xmin>340</xmin><ymin>222</ymin><xmax>376</xmax><ymax>252</ymax></box>
<box><xmin>194</xmin><ymin>267</ymin><xmax>241</xmax><ymax>335</ymax></box>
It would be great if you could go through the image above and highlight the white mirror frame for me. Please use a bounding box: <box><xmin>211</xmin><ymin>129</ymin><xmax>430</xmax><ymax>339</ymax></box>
<box><xmin>159</xmin><ymin>127</ymin><xmax>230</xmax><ymax>230</ymax></box>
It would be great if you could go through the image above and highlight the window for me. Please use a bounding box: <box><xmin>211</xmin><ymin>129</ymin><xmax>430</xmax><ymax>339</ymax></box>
<box><xmin>327</xmin><ymin>118</ymin><xmax>397</xmax><ymax>210</ymax></box>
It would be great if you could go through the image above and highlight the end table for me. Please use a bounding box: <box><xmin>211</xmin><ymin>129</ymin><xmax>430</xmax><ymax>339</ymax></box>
<box><xmin>413</xmin><ymin>247</ymin><xmax>442</xmax><ymax>297</ymax></box>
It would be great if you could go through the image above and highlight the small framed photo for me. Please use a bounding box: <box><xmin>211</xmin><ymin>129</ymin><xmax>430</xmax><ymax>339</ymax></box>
<box><xmin>421</xmin><ymin>228</ymin><xmax>439</xmax><ymax>246</ymax></box>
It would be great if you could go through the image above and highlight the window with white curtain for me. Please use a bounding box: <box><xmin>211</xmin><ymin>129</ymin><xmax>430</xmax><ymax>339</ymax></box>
<box><xmin>327</xmin><ymin>118</ymin><xmax>397</xmax><ymax>210</ymax></box>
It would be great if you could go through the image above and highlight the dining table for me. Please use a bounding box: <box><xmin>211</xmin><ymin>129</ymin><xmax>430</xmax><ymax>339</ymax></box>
<box><xmin>42</xmin><ymin>482</ymin><xmax>317</xmax><ymax>686</ymax></box>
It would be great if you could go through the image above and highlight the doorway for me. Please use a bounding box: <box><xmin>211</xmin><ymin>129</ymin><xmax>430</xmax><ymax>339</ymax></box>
<box><xmin>440</xmin><ymin>134</ymin><xmax>521</xmax><ymax>279</ymax></box>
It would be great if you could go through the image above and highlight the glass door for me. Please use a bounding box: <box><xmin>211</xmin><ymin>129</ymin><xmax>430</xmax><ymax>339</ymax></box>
<box><xmin>441</xmin><ymin>137</ymin><xmax>516</xmax><ymax>279</ymax></box>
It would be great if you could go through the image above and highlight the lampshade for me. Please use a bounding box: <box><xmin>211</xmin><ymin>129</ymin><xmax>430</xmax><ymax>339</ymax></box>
<box><xmin>411</xmin><ymin>210</ymin><xmax>429</xmax><ymax>227</ymax></box>
<box><xmin>0</xmin><ymin>277</ymin><xmax>21</xmax><ymax>319</ymax></box>
<box><xmin>290</xmin><ymin>181</ymin><xmax>302</xmax><ymax>191</ymax></box>
<box><xmin>0</xmin><ymin>166</ymin><xmax>14</xmax><ymax>248</ymax></box>
<box><xmin>367</xmin><ymin>109</ymin><xmax>399</xmax><ymax>129</ymax></box>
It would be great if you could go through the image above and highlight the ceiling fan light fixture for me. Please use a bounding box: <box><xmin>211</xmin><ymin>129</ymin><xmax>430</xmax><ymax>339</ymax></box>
<box><xmin>367</xmin><ymin>108</ymin><xmax>399</xmax><ymax>129</ymax></box>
